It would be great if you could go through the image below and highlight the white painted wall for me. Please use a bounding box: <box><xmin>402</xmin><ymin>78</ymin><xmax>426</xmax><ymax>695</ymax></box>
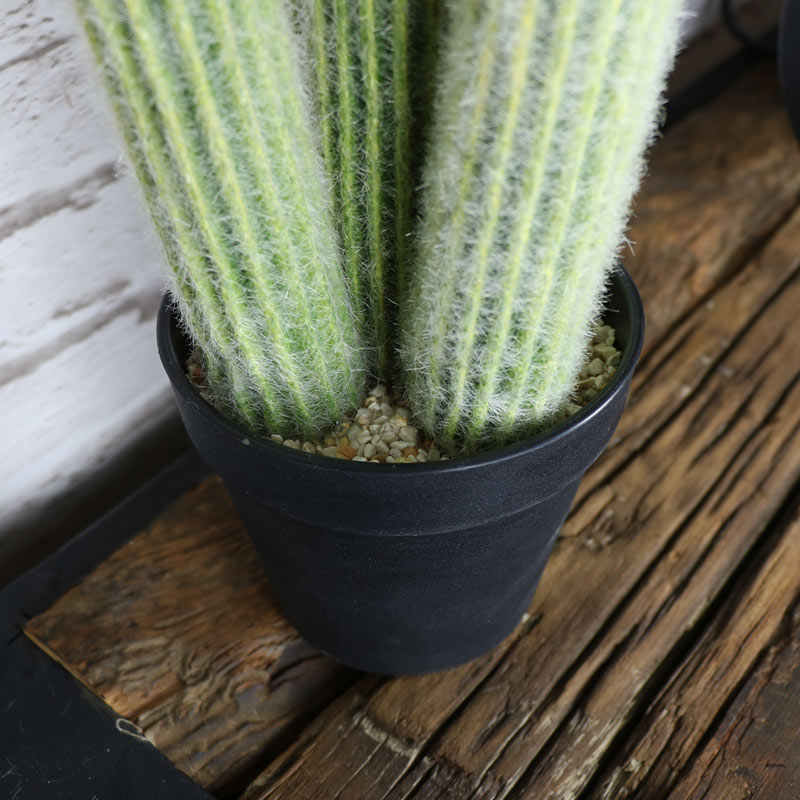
<box><xmin>0</xmin><ymin>0</ymin><xmax>174</xmax><ymax>583</ymax></box>
<box><xmin>0</xmin><ymin>0</ymin><xmax>780</xmax><ymax>584</ymax></box>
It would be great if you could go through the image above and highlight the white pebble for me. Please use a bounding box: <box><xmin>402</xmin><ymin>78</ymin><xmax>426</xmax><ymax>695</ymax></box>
<box><xmin>352</xmin><ymin>456</ymin><xmax>368</xmax><ymax>462</ymax></box>
<box><xmin>586</xmin><ymin>358</ymin><xmax>604</xmax><ymax>376</ymax></box>
<box><xmin>270</xmin><ymin>434</ymin><xmax>284</xmax><ymax>443</ymax></box>
<box><xmin>321</xmin><ymin>446</ymin><xmax>339</xmax><ymax>457</ymax></box>
<box><xmin>399</xmin><ymin>425</ymin><xmax>418</xmax><ymax>442</ymax></box>
<box><xmin>364</xmin><ymin>443</ymin><xmax>376</xmax><ymax>458</ymax></box>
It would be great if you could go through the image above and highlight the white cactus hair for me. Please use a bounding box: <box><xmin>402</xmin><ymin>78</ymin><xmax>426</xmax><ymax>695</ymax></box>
<box><xmin>78</xmin><ymin>0</ymin><xmax>684</xmax><ymax>451</ymax></box>
<box><xmin>400</xmin><ymin>0</ymin><xmax>684</xmax><ymax>450</ymax></box>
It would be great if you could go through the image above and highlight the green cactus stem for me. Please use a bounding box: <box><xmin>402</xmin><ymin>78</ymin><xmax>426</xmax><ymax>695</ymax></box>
<box><xmin>400</xmin><ymin>0</ymin><xmax>683</xmax><ymax>451</ymax></box>
<box><xmin>79</xmin><ymin>0</ymin><xmax>365</xmax><ymax>438</ymax></box>
<box><xmin>299</xmin><ymin>0</ymin><xmax>416</xmax><ymax>378</ymax></box>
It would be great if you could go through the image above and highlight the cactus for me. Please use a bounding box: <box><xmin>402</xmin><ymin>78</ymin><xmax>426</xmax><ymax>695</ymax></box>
<box><xmin>296</xmin><ymin>0</ymin><xmax>419</xmax><ymax>378</ymax></box>
<box><xmin>399</xmin><ymin>0</ymin><xmax>683</xmax><ymax>451</ymax></box>
<box><xmin>78</xmin><ymin>0</ymin><xmax>365</xmax><ymax>438</ymax></box>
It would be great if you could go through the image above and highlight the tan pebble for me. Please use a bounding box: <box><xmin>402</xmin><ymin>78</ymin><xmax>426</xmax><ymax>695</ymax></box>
<box><xmin>372</xmin><ymin>384</ymin><xmax>388</xmax><ymax>398</ymax></box>
<box><xmin>583</xmin><ymin>388</ymin><xmax>598</xmax><ymax>400</ymax></box>
<box><xmin>347</xmin><ymin>426</ymin><xmax>361</xmax><ymax>445</ymax></box>
<box><xmin>608</xmin><ymin>365</ymin><xmax>616</xmax><ymax>376</ymax></box>
<box><xmin>338</xmin><ymin>444</ymin><xmax>357</xmax><ymax>459</ymax></box>
<box><xmin>428</xmin><ymin>448</ymin><xmax>440</xmax><ymax>460</ymax></box>
<box><xmin>422</xmin><ymin>439</ymin><xmax>433</xmax><ymax>450</ymax></box>
<box><xmin>373</xmin><ymin>452</ymin><xmax>388</xmax><ymax>462</ymax></box>
<box><xmin>369</xmin><ymin>458</ymin><xmax>381</xmax><ymax>463</ymax></box>
<box><xmin>402</xmin><ymin>446</ymin><xmax>418</xmax><ymax>457</ymax></box>
<box><xmin>608</xmin><ymin>352</ymin><xmax>621</xmax><ymax>367</ymax></box>
<box><xmin>375</xmin><ymin>440</ymin><xmax>389</xmax><ymax>454</ymax></box>
<box><xmin>302</xmin><ymin>442</ymin><xmax>316</xmax><ymax>453</ymax></box>
<box><xmin>324</xmin><ymin>436</ymin><xmax>336</xmax><ymax>447</ymax></box>
<box><xmin>284</xmin><ymin>439</ymin><xmax>301</xmax><ymax>449</ymax></box>
<box><xmin>566</xmin><ymin>402</ymin><xmax>582</xmax><ymax>416</ymax></box>
<box><xmin>334</xmin><ymin>452</ymin><xmax>348</xmax><ymax>459</ymax></box>
<box><xmin>399</xmin><ymin>425</ymin><xmax>418</xmax><ymax>442</ymax></box>
<box><xmin>364</xmin><ymin>396</ymin><xmax>377</xmax><ymax>407</ymax></box>
<box><xmin>368</xmin><ymin>402</ymin><xmax>382</xmax><ymax>413</ymax></box>
<box><xmin>364</xmin><ymin>443</ymin><xmax>376</xmax><ymax>459</ymax></box>
<box><xmin>593</xmin><ymin>343</ymin><xmax>617</xmax><ymax>362</ymax></box>
<box><xmin>321</xmin><ymin>446</ymin><xmax>339</xmax><ymax>457</ymax></box>
<box><xmin>416</xmin><ymin>452</ymin><xmax>428</xmax><ymax>462</ymax></box>
<box><xmin>587</xmin><ymin>358</ymin><xmax>604</xmax><ymax>376</ymax></box>
<box><xmin>355</xmin><ymin>411</ymin><xmax>371</xmax><ymax>426</ymax></box>
<box><xmin>395</xmin><ymin>407</ymin><xmax>409</xmax><ymax>419</ymax></box>
<box><xmin>270</xmin><ymin>434</ymin><xmax>284</xmax><ymax>443</ymax></box>
<box><xmin>382</xmin><ymin>430</ymin><xmax>398</xmax><ymax>444</ymax></box>
<box><xmin>593</xmin><ymin>325</ymin><xmax>613</xmax><ymax>344</ymax></box>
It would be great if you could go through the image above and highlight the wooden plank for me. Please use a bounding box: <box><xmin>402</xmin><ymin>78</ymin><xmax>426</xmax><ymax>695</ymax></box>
<box><xmin>622</xmin><ymin>62</ymin><xmax>800</xmax><ymax>353</ymax></box>
<box><xmin>239</xmin><ymin>183</ymin><xmax>800</xmax><ymax>798</ymax></box>
<box><xmin>25</xmin><ymin>477</ymin><xmax>357</xmax><ymax>796</ymax></box>
<box><xmin>584</xmin><ymin>508</ymin><xmax>800</xmax><ymax>800</ymax></box>
<box><xmin>666</xmin><ymin>595</ymin><xmax>800</xmax><ymax>800</ymax></box>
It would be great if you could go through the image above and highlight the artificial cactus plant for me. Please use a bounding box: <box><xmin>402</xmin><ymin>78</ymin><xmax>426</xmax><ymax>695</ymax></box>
<box><xmin>78</xmin><ymin>0</ymin><xmax>683</xmax><ymax>453</ymax></box>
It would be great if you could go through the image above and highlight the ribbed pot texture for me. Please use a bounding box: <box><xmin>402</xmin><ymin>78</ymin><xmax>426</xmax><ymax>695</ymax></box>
<box><xmin>158</xmin><ymin>266</ymin><xmax>645</xmax><ymax>675</ymax></box>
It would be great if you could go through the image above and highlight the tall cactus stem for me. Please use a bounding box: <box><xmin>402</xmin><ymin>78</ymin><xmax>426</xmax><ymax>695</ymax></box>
<box><xmin>400</xmin><ymin>0</ymin><xmax>683</xmax><ymax>450</ymax></box>
<box><xmin>80</xmin><ymin>0</ymin><xmax>365</xmax><ymax>437</ymax></box>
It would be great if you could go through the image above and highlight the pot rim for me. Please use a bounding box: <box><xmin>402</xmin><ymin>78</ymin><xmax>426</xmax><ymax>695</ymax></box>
<box><xmin>158</xmin><ymin>265</ymin><xmax>644</xmax><ymax>475</ymax></box>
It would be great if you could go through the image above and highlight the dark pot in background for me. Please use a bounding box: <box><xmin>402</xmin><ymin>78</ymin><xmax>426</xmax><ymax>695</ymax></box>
<box><xmin>157</xmin><ymin>266</ymin><xmax>645</xmax><ymax>675</ymax></box>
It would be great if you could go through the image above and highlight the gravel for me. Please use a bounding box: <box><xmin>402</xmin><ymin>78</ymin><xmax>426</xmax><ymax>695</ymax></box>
<box><xmin>188</xmin><ymin>322</ymin><xmax>621</xmax><ymax>462</ymax></box>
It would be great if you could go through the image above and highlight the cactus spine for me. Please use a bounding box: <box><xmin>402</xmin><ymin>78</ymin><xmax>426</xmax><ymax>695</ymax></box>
<box><xmin>79</xmin><ymin>0</ymin><xmax>365</xmax><ymax>438</ymax></box>
<box><xmin>400</xmin><ymin>0</ymin><xmax>682</xmax><ymax>450</ymax></box>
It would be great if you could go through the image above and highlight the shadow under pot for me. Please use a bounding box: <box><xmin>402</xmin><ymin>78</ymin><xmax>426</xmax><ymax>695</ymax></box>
<box><xmin>157</xmin><ymin>265</ymin><xmax>645</xmax><ymax>675</ymax></box>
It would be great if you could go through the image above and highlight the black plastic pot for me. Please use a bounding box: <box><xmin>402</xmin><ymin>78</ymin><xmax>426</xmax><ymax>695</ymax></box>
<box><xmin>157</xmin><ymin>266</ymin><xmax>645</xmax><ymax>675</ymax></box>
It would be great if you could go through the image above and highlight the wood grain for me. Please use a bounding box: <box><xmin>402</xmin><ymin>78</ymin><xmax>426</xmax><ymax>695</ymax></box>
<box><xmin>623</xmin><ymin>62</ymin><xmax>800</xmax><ymax>353</ymax></box>
<box><xmin>667</xmin><ymin>594</ymin><xmax>800</xmax><ymax>800</ymax></box>
<box><xmin>25</xmin><ymin>477</ymin><xmax>356</xmax><ymax>795</ymax></box>
<box><xmin>586</xmin><ymin>508</ymin><xmax>800</xmax><ymax>800</ymax></box>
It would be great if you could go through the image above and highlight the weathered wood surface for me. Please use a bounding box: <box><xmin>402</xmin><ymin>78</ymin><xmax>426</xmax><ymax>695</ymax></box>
<box><xmin>24</xmin><ymin>62</ymin><xmax>800</xmax><ymax>800</ymax></box>
<box><xmin>0</xmin><ymin>0</ymin><xmax>178</xmax><ymax>587</ymax></box>
<box><xmin>25</xmin><ymin>478</ymin><xmax>356</xmax><ymax>796</ymax></box>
